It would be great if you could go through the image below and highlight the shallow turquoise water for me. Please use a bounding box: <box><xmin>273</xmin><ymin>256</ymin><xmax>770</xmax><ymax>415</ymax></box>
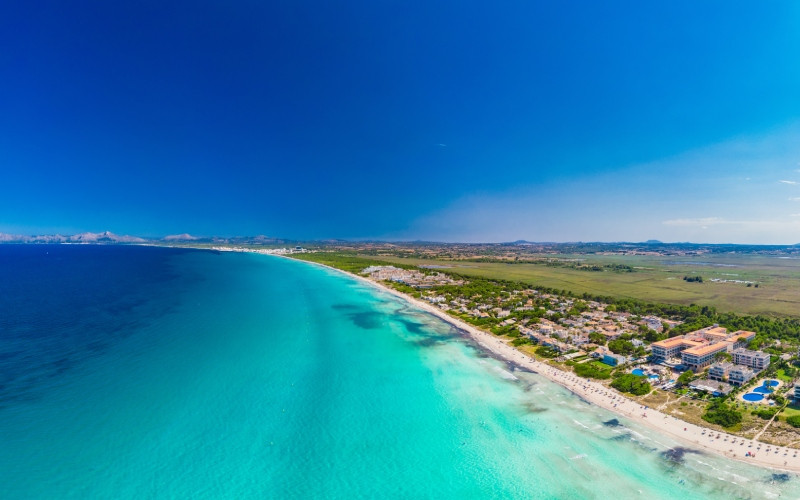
<box><xmin>1</xmin><ymin>248</ymin><xmax>797</xmax><ymax>498</ymax></box>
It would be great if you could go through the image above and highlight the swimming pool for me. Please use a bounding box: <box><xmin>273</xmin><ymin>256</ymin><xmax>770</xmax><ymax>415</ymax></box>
<box><xmin>632</xmin><ymin>369</ymin><xmax>645</xmax><ymax>376</ymax></box>
<box><xmin>648</xmin><ymin>374</ymin><xmax>659</xmax><ymax>380</ymax></box>
<box><xmin>743</xmin><ymin>393</ymin><xmax>764</xmax><ymax>402</ymax></box>
<box><xmin>752</xmin><ymin>386</ymin><xmax>773</xmax><ymax>394</ymax></box>
<box><xmin>765</xmin><ymin>379</ymin><xmax>779</xmax><ymax>387</ymax></box>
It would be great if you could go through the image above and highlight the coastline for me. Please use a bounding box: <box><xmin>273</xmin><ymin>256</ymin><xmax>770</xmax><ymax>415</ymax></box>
<box><xmin>215</xmin><ymin>248</ymin><xmax>800</xmax><ymax>474</ymax></box>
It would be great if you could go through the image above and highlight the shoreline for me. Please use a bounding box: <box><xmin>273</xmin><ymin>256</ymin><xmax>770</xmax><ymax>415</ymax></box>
<box><xmin>221</xmin><ymin>249</ymin><xmax>800</xmax><ymax>474</ymax></box>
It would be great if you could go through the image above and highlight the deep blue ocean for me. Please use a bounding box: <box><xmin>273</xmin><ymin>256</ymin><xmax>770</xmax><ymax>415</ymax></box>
<box><xmin>0</xmin><ymin>245</ymin><xmax>798</xmax><ymax>499</ymax></box>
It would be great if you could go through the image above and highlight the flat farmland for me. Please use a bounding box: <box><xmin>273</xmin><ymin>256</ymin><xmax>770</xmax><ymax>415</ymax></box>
<box><xmin>368</xmin><ymin>253</ymin><xmax>800</xmax><ymax>317</ymax></box>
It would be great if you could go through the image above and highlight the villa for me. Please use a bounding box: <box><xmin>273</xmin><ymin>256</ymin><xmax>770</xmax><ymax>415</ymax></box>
<box><xmin>601</xmin><ymin>353</ymin><xmax>626</xmax><ymax>367</ymax></box>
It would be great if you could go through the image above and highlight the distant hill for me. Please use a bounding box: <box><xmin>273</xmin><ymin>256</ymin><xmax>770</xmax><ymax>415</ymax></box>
<box><xmin>0</xmin><ymin>231</ymin><xmax>146</xmax><ymax>244</ymax></box>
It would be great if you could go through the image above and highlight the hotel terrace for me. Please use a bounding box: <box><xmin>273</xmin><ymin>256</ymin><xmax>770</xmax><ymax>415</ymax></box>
<box><xmin>650</xmin><ymin>326</ymin><xmax>756</xmax><ymax>371</ymax></box>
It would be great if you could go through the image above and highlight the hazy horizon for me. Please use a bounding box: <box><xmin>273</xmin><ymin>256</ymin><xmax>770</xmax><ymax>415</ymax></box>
<box><xmin>6</xmin><ymin>229</ymin><xmax>800</xmax><ymax>247</ymax></box>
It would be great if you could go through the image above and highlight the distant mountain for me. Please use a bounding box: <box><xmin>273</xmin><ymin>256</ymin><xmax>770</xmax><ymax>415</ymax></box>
<box><xmin>0</xmin><ymin>231</ymin><xmax>146</xmax><ymax>244</ymax></box>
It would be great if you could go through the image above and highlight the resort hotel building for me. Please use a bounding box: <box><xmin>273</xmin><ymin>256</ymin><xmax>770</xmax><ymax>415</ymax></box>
<box><xmin>731</xmin><ymin>348</ymin><xmax>770</xmax><ymax>371</ymax></box>
<box><xmin>709</xmin><ymin>362</ymin><xmax>756</xmax><ymax>386</ymax></box>
<box><xmin>729</xmin><ymin>365</ymin><xmax>756</xmax><ymax>386</ymax></box>
<box><xmin>708</xmin><ymin>362</ymin><xmax>734</xmax><ymax>382</ymax></box>
<box><xmin>650</xmin><ymin>326</ymin><xmax>757</xmax><ymax>372</ymax></box>
<box><xmin>681</xmin><ymin>342</ymin><xmax>731</xmax><ymax>372</ymax></box>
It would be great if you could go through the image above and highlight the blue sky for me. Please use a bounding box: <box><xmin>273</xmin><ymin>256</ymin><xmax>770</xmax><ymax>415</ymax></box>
<box><xmin>2</xmin><ymin>1</ymin><xmax>800</xmax><ymax>243</ymax></box>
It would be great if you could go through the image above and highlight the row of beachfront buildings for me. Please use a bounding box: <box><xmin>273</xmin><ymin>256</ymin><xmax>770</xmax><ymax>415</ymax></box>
<box><xmin>362</xmin><ymin>266</ymin><xmax>464</xmax><ymax>288</ymax></box>
<box><xmin>651</xmin><ymin>325</ymin><xmax>770</xmax><ymax>386</ymax></box>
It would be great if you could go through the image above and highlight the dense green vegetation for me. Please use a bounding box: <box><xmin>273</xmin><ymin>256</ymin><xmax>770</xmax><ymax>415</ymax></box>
<box><xmin>573</xmin><ymin>361</ymin><xmax>612</xmax><ymax>379</ymax></box>
<box><xmin>786</xmin><ymin>415</ymin><xmax>800</xmax><ymax>428</ymax></box>
<box><xmin>535</xmin><ymin>346</ymin><xmax>559</xmax><ymax>358</ymax></box>
<box><xmin>369</xmin><ymin>251</ymin><xmax>800</xmax><ymax>318</ymax></box>
<box><xmin>752</xmin><ymin>407</ymin><xmax>779</xmax><ymax>420</ymax></box>
<box><xmin>702</xmin><ymin>399</ymin><xmax>742</xmax><ymax>428</ymax></box>
<box><xmin>676</xmin><ymin>370</ymin><xmax>694</xmax><ymax>388</ymax></box>
<box><xmin>292</xmin><ymin>251</ymin><xmax>800</xmax><ymax>345</ymax></box>
<box><xmin>610</xmin><ymin>373</ymin><xmax>651</xmax><ymax>395</ymax></box>
<box><xmin>461</xmin><ymin>257</ymin><xmax>636</xmax><ymax>273</ymax></box>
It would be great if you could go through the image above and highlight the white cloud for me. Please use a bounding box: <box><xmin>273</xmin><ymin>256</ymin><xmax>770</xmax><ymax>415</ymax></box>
<box><xmin>779</xmin><ymin>180</ymin><xmax>798</xmax><ymax>184</ymax></box>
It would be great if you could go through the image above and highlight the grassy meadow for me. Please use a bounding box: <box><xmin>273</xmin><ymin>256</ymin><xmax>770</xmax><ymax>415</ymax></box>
<box><xmin>362</xmin><ymin>253</ymin><xmax>800</xmax><ymax>317</ymax></box>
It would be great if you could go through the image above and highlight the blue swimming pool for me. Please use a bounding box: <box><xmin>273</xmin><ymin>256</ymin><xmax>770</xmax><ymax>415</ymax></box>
<box><xmin>648</xmin><ymin>374</ymin><xmax>659</xmax><ymax>379</ymax></box>
<box><xmin>752</xmin><ymin>386</ymin><xmax>773</xmax><ymax>394</ymax></box>
<box><xmin>743</xmin><ymin>393</ymin><xmax>764</xmax><ymax>402</ymax></box>
<box><xmin>764</xmin><ymin>380</ymin><xmax>779</xmax><ymax>387</ymax></box>
<box><xmin>632</xmin><ymin>369</ymin><xmax>645</xmax><ymax>376</ymax></box>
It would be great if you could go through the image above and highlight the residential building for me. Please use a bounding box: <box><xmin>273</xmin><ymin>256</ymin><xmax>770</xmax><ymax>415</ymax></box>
<box><xmin>602</xmin><ymin>353</ymin><xmax>626</xmax><ymax>367</ymax></box>
<box><xmin>599</xmin><ymin>329</ymin><xmax>622</xmax><ymax>342</ymax></box>
<box><xmin>729</xmin><ymin>366</ymin><xmax>755</xmax><ymax>386</ymax></box>
<box><xmin>732</xmin><ymin>348</ymin><xmax>770</xmax><ymax>371</ymax></box>
<box><xmin>708</xmin><ymin>362</ymin><xmax>734</xmax><ymax>382</ymax></box>
<box><xmin>795</xmin><ymin>384</ymin><xmax>800</xmax><ymax>402</ymax></box>
<box><xmin>572</xmin><ymin>335</ymin><xmax>590</xmax><ymax>346</ymax></box>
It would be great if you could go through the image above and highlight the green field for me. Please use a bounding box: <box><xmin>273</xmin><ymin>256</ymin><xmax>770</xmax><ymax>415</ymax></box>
<box><xmin>361</xmin><ymin>253</ymin><xmax>800</xmax><ymax>317</ymax></box>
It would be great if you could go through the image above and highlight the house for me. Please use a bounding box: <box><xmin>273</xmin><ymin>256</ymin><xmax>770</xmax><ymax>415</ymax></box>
<box><xmin>572</xmin><ymin>335</ymin><xmax>591</xmax><ymax>346</ymax></box>
<box><xmin>642</xmin><ymin>316</ymin><xmax>664</xmax><ymax>332</ymax></box>
<box><xmin>599</xmin><ymin>329</ymin><xmax>622</xmax><ymax>342</ymax></box>
<box><xmin>602</xmin><ymin>353</ymin><xmax>626</xmax><ymax>367</ymax></box>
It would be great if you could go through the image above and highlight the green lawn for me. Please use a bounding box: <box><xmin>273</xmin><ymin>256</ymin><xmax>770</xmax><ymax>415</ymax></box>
<box><xmin>776</xmin><ymin>368</ymin><xmax>793</xmax><ymax>384</ymax></box>
<box><xmin>590</xmin><ymin>360</ymin><xmax>613</xmax><ymax>371</ymax></box>
<box><xmin>781</xmin><ymin>404</ymin><xmax>800</xmax><ymax>420</ymax></box>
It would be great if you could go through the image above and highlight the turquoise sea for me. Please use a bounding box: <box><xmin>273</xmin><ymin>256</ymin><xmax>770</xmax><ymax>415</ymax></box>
<box><xmin>1</xmin><ymin>246</ymin><xmax>798</xmax><ymax>499</ymax></box>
